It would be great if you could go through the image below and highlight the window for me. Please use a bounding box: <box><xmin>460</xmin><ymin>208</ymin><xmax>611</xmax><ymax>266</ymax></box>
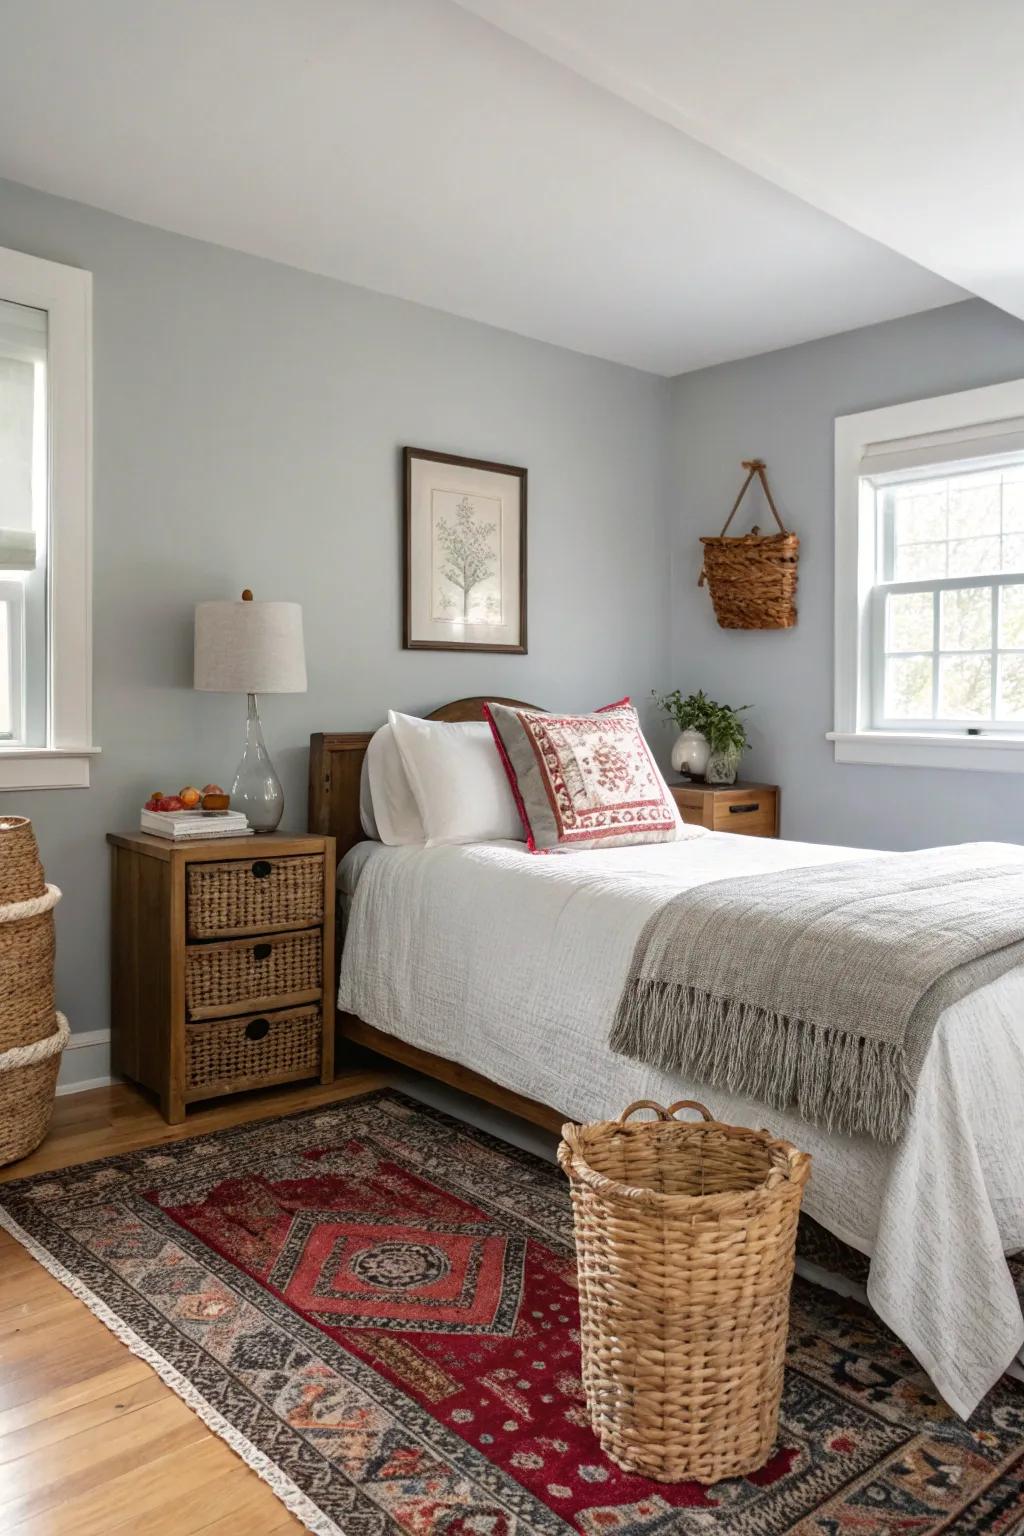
<box><xmin>832</xmin><ymin>379</ymin><xmax>1024</xmax><ymax>771</ymax></box>
<box><xmin>0</xmin><ymin>298</ymin><xmax>47</xmax><ymax>747</ymax></box>
<box><xmin>0</xmin><ymin>244</ymin><xmax>93</xmax><ymax>790</ymax></box>
<box><xmin>873</xmin><ymin>459</ymin><xmax>1024</xmax><ymax>727</ymax></box>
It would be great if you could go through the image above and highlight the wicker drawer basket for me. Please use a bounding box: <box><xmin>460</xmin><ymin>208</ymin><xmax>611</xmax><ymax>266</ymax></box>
<box><xmin>185</xmin><ymin>928</ymin><xmax>322</xmax><ymax>1020</ymax></box>
<box><xmin>559</xmin><ymin>1099</ymin><xmax>810</xmax><ymax>1485</ymax></box>
<box><xmin>187</xmin><ymin>854</ymin><xmax>324</xmax><ymax>939</ymax></box>
<box><xmin>185</xmin><ymin>1004</ymin><xmax>321</xmax><ymax>1094</ymax></box>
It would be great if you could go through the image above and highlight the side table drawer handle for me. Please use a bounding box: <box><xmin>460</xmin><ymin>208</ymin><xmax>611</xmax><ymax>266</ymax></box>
<box><xmin>253</xmin><ymin>943</ymin><xmax>272</xmax><ymax>961</ymax></box>
<box><xmin>245</xmin><ymin>1018</ymin><xmax>270</xmax><ymax>1042</ymax></box>
<box><xmin>251</xmin><ymin>860</ymin><xmax>272</xmax><ymax>878</ymax></box>
<box><xmin>728</xmin><ymin>803</ymin><xmax>759</xmax><ymax>814</ymax></box>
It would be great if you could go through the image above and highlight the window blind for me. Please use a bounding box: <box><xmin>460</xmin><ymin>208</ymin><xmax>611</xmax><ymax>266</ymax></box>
<box><xmin>860</xmin><ymin>416</ymin><xmax>1024</xmax><ymax>478</ymax></box>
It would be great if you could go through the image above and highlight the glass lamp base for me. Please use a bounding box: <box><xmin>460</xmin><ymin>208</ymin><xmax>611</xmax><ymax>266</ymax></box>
<box><xmin>231</xmin><ymin>693</ymin><xmax>284</xmax><ymax>833</ymax></box>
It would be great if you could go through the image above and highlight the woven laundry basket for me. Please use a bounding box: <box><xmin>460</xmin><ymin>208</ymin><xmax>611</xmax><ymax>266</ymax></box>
<box><xmin>0</xmin><ymin>817</ymin><xmax>68</xmax><ymax>1164</ymax></box>
<box><xmin>559</xmin><ymin>1099</ymin><xmax>810</xmax><ymax>1485</ymax></box>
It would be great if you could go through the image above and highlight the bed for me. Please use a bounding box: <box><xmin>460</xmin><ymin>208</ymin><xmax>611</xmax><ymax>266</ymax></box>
<box><xmin>309</xmin><ymin>697</ymin><xmax>1024</xmax><ymax>1421</ymax></box>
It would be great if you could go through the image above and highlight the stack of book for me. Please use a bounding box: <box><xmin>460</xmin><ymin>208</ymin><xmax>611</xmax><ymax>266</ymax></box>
<box><xmin>140</xmin><ymin>808</ymin><xmax>252</xmax><ymax>841</ymax></box>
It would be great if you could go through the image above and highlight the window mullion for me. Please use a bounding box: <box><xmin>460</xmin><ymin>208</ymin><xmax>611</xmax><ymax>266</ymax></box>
<box><xmin>931</xmin><ymin>587</ymin><xmax>940</xmax><ymax>720</ymax></box>
<box><xmin>882</xmin><ymin>490</ymin><xmax>895</xmax><ymax>580</ymax></box>
<box><xmin>992</xmin><ymin>583</ymin><xmax>1000</xmax><ymax>721</ymax></box>
<box><xmin>871</xmin><ymin>586</ymin><xmax>886</xmax><ymax>727</ymax></box>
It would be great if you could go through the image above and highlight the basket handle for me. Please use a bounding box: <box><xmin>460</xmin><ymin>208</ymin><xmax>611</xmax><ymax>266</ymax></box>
<box><xmin>617</xmin><ymin>1100</ymin><xmax>672</xmax><ymax>1123</ymax></box>
<box><xmin>616</xmin><ymin>1099</ymin><xmax>713</xmax><ymax>1124</ymax></box>
<box><xmin>717</xmin><ymin>460</ymin><xmax>788</xmax><ymax>540</ymax></box>
<box><xmin>665</xmin><ymin>1099</ymin><xmax>713</xmax><ymax>1122</ymax></box>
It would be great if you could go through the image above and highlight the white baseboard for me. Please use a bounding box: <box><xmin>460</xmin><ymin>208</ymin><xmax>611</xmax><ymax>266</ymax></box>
<box><xmin>63</xmin><ymin>1028</ymin><xmax>111</xmax><ymax>1051</ymax></box>
<box><xmin>55</xmin><ymin>1074</ymin><xmax>116</xmax><ymax>1096</ymax></box>
<box><xmin>56</xmin><ymin>1026</ymin><xmax>113</xmax><ymax>1096</ymax></box>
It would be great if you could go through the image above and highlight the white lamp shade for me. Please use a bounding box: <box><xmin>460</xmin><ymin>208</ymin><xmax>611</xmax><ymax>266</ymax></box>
<box><xmin>194</xmin><ymin>598</ymin><xmax>307</xmax><ymax>694</ymax></box>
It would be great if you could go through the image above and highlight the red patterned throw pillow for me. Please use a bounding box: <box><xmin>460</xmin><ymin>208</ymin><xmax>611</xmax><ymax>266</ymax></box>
<box><xmin>484</xmin><ymin>700</ymin><xmax>679</xmax><ymax>851</ymax></box>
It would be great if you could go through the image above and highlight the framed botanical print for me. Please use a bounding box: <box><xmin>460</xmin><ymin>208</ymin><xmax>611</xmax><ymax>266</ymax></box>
<box><xmin>403</xmin><ymin>447</ymin><xmax>527</xmax><ymax>653</ymax></box>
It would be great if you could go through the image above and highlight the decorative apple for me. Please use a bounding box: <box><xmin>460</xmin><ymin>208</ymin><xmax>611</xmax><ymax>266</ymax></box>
<box><xmin>178</xmin><ymin>786</ymin><xmax>201</xmax><ymax>809</ymax></box>
<box><xmin>202</xmin><ymin>783</ymin><xmax>224</xmax><ymax>796</ymax></box>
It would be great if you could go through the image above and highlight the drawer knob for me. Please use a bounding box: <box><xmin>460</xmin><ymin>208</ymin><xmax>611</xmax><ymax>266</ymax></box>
<box><xmin>245</xmin><ymin>1017</ymin><xmax>270</xmax><ymax>1042</ymax></box>
<box><xmin>251</xmin><ymin>860</ymin><xmax>272</xmax><ymax>878</ymax></box>
<box><xmin>253</xmin><ymin>943</ymin><xmax>272</xmax><ymax>961</ymax></box>
<box><xmin>728</xmin><ymin>803</ymin><xmax>759</xmax><ymax>815</ymax></box>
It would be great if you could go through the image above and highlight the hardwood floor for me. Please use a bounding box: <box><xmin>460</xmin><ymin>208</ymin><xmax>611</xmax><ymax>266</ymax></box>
<box><xmin>0</xmin><ymin>1070</ymin><xmax>395</xmax><ymax>1535</ymax></box>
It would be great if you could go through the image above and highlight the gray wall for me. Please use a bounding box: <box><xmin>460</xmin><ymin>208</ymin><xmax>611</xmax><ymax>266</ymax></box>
<box><xmin>671</xmin><ymin>299</ymin><xmax>1024</xmax><ymax>851</ymax></box>
<box><xmin>0</xmin><ymin>176</ymin><xmax>672</xmax><ymax>1086</ymax></box>
<box><xmin>8</xmin><ymin>169</ymin><xmax>1024</xmax><ymax>1093</ymax></box>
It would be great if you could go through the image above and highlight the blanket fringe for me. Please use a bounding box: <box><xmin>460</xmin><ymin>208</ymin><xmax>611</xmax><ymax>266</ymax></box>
<box><xmin>609</xmin><ymin>982</ymin><xmax>914</xmax><ymax>1143</ymax></box>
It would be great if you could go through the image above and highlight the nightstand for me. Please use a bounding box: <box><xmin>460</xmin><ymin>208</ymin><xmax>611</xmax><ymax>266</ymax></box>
<box><xmin>107</xmin><ymin>831</ymin><xmax>335</xmax><ymax>1123</ymax></box>
<box><xmin>670</xmin><ymin>781</ymin><xmax>780</xmax><ymax>838</ymax></box>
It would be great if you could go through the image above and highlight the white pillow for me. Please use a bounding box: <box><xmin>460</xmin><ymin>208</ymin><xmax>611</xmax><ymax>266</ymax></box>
<box><xmin>363</xmin><ymin>723</ymin><xmax>426</xmax><ymax>845</ymax></box>
<box><xmin>388</xmin><ymin>710</ymin><xmax>524</xmax><ymax>846</ymax></box>
<box><xmin>358</xmin><ymin>753</ymin><xmax>380</xmax><ymax>839</ymax></box>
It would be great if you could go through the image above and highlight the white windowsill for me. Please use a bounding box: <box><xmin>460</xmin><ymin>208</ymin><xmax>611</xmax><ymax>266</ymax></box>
<box><xmin>0</xmin><ymin>746</ymin><xmax>100</xmax><ymax>790</ymax></box>
<box><xmin>827</xmin><ymin>731</ymin><xmax>1024</xmax><ymax>772</ymax></box>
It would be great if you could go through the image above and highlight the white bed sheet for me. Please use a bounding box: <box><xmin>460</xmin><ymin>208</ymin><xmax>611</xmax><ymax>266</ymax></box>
<box><xmin>337</xmin><ymin>831</ymin><xmax>1024</xmax><ymax>1419</ymax></box>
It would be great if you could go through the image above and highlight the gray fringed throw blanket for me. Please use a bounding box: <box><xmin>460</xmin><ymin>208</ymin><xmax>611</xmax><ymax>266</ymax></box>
<box><xmin>609</xmin><ymin>842</ymin><xmax>1024</xmax><ymax>1143</ymax></box>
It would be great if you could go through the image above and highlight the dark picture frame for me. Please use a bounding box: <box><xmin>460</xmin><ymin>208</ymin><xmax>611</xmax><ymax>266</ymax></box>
<box><xmin>403</xmin><ymin>446</ymin><xmax>527</xmax><ymax>653</ymax></box>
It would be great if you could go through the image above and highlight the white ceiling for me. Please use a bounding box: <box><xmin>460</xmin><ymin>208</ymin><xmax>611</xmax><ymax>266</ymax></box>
<box><xmin>0</xmin><ymin>0</ymin><xmax>966</xmax><ymax>375</ymax></box>
<box><xmin>460</xmin><ymin>0</ymin><xmax>1024</xmax><ymax>323</ymax></box>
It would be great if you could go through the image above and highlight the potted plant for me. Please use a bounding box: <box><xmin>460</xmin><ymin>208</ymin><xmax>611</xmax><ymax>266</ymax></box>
<box><xmin>653</xmin><ymin>689</ymin><xmax>751</xmax><ymax>784</ymax></box>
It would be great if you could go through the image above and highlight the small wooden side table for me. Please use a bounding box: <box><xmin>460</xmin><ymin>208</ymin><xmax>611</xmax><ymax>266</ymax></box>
<box><xmin>107</xmin><ymin>830</ymin><xmax>335</xmax><ymax>1123</ymax></box>
<box><xmin>670</xmin><ymin>781</ymin><xmax>780</xmax><ymax>838</ymax></box>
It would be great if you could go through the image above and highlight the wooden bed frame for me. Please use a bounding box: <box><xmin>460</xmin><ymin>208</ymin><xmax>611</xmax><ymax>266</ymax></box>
<box><xmin>307</xmin><ymin>696</ymin><xmax>567</xmax><ymax>1134</ymax></box>
<box><xmin>307</xmin><ymin>699</ymin><xmax>885</xmax><ymax>1288</ymax></box>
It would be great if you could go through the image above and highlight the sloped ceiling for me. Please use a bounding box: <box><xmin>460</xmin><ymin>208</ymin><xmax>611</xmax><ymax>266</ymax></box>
<box><xmin>0</xmin><ymin>0</ymin><xmax>967</xmax><ymax>374</ymax></box>
<box><xmin>459</xmin><ymin>0</ymin><xmax>1024</xmax><ymax>323</ymax></box>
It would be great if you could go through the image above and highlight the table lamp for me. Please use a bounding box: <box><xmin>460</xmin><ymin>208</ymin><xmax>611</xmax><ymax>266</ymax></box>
<box><xmin>194</xmin><ymin>589</ymin><xmax>307</xmax><ymax>832</ymax></box>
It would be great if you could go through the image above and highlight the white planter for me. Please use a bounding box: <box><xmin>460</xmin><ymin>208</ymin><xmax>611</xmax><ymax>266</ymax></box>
<box><xmin>671</xmin><ymin>729</ymin><xmax>710</xmax><ymax>780</ymax></box>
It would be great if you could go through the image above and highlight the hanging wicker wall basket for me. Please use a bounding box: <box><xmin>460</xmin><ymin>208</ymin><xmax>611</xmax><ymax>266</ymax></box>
<box><xmin>699</xmin><ymin>460</ymin><xmax>799</xmax><ymax>629</ymax></box>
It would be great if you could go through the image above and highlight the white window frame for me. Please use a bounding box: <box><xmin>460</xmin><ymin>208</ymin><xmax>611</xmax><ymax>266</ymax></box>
<box><xmin>0</xmin><ymin>243</ymin><xmax>96</xmax><ymax>790</ymax></box>
<box><xmin>831</xmin><ymin>377</ymin><xmax>1024</xmax><ymax>772</ymax></box>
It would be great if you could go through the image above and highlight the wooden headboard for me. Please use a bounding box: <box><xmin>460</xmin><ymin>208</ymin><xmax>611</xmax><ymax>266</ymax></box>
<box><xmin>308</xmin><ymin>696</ymin><xmax>540</xmax><ymax>863</ymax></box>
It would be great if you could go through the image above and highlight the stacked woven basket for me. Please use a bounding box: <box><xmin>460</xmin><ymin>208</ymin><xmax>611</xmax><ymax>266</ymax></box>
<box><xmin>0</xmin><ymin>817</ymin><xmax>69</xmax><ymax>1164</ymax></box>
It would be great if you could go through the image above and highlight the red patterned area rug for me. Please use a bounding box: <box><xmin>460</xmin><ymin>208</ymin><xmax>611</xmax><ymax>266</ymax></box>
<box><xmin>0</xmin><ymin>1088</ymin><xmax>1022</xmax><ymax>1536</ymax></box>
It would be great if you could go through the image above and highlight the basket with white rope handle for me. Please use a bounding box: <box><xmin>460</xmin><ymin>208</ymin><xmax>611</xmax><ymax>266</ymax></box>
<box><xmin>0</xmin><ymin>1011</ymin><xmax>70</xmax><ymax>1074</ymax></box>
<box><xmin>0</xmin><ymin>1012</ymin><xmax>70</xmax><ymax>1165</ymax></box>
<box><xmin>0</xmin><ymin>885</ymin><xmax>62</xmax><ymax>1052</ymax></box>
<box><xmin>0</xmin><ymin>818</ymin><xmax>69</xmax><ymax>1164</ymax></box>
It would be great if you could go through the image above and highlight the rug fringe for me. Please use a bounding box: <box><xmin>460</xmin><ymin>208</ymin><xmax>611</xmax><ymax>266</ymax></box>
<box><xmin>0</xmin><ymin>1203</ymin><xmax>344</xmax><ymax>1536</ymax></box>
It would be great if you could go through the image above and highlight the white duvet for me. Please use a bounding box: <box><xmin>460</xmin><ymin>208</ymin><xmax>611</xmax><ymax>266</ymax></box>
<box><xmin>337</xmin><ymin>829</ymin><xmax>1024</xmax><ymax>1419</ymax></box>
